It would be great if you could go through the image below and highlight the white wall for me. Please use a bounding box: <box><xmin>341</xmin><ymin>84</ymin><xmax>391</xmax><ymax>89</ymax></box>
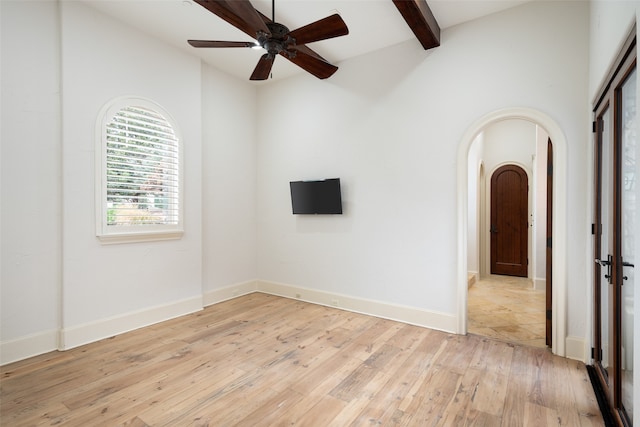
<box><xmin>201</xmin><ymin>63</ymin><xmax>258</xmax><ymax>299</ymax></box>
<box><xmin>467</xmin><ymin>133</ymin><xmax>484</xmax><ymax>278</ymax></box>
<box><xmin>482</xmin><ymin>120</ymin><xmax>536</xmax><ymax>175</ymax></box>
<box><xmin>1</xmin><ymin>1</ymin><xmax>260</xmax><ymax>362</ymax></box>
<box><xmin>59</xmin><ymin>1</ymin><xmax>203</xmax><ymax>347</ymax></box>
<box><xmin>1</xmin><ymin>0</ymin><xmax>62</xmax><ymax>361</ymax></box>
<box><xmin>589</xmin><ymin>1</ymin><xmax>638</xmax><ymax>97</ymax></box>
<box><xmin>256</xmin><ymin>1</ymin><xmax>589</xmax><ymax>334</ymax></box>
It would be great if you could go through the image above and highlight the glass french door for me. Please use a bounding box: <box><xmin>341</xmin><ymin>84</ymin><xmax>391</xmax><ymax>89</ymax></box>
<box><xmin>593</xmin><ymin>30</ymin><xmax>636</xmax><ymax>426</ymax></box>
<box><xmin>620</xmin><ymin>64</ymin><xmax>637</xmax><ymax>426</ymax></box>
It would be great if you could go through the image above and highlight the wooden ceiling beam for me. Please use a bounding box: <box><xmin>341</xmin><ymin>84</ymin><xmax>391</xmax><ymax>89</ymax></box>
<box><xmin>392</xmin><ymin>0</ymin><xmax>440</xmax><ymax>50</ymax></box>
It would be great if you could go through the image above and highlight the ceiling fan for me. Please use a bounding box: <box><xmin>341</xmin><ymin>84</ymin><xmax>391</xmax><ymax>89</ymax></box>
<box><xmin>188</xmin><ymin>0</ymin><xmax>349</xmax><ymax>80</ymax></box>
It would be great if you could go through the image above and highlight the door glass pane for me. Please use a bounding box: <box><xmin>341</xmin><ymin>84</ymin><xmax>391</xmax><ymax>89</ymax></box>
<box><xmin>620</xmin><ymin>66</ymin><xmax>636</xmax><ymax>422</ymax></box>
<box><xmin>601</xmin><ymin>108</ymin><xmax>613</xmax><ymax>384</ymax></box>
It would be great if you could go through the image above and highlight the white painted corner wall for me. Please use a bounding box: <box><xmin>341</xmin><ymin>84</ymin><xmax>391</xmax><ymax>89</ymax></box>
<box><xmin>1</xmin><ymin>1</ymin><xmax>258</xmax><ymax>364</ymax></box>
<box><xmin>1</xmin><ymin>0</ymin><xmax>63</xmax><ymax>365</ymax></box>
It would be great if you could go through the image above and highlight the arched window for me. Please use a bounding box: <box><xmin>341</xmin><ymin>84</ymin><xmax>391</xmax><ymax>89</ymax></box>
<box><xmin>96</xmin><ymin>97</ymin><xmax>183</xmax><ymax>243</ymax></box>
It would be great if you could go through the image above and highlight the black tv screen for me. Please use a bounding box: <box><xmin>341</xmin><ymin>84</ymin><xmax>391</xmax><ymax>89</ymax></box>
<box><xmin>290</xmin><ymin>178</ymin><xmax>342</xmax><ymax>215</ymax></box>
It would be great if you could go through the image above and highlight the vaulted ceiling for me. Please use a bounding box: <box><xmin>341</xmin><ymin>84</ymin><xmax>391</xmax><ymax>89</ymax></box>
<box><xmin>81</xmin><ymin>0</ymin><xmax>532</xmax><ymax>83</ymax></box>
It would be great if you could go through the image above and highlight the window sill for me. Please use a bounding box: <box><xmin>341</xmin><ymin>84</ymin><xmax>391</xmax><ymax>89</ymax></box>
<box><xmin>97</xmin><ymin>230</ymin><xmax>184</xmax><ymax>245</ymax></box>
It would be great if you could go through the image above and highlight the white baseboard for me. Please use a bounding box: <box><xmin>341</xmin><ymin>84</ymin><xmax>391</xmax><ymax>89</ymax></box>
<box><xmin>59</xmin><ymin>296</ymin><xmax>203</xmax><ymax>351</ymax></box>
<box><xmin>565</xmin><ymin>336</ymin><xmax>587</xmax><ymax>362</ymax></box>
<box><xmin>203</xmin><ymin>280</ymin><xmax>259</xmax><ymax>306</ymax></box>
<box><xmin>256</xmin><ymin>280</ymin><xmax>457</xmax><ymax>333</ymax></box>
<box><xmin>0</xmin><ymin>330</ymin><xmax>59</xmax><ymax>366</ymax></box>
<box><xmin>533</xmin><ymin>278</ymin><xmax>546</xmax><ymax>291</ymax></box>
<box><xmin>7</xmin><ymin>278</ymin><xmax>571</xmax><ymax>365</ymax></box>
<box><xmin>467</xmin><ymin>271</ymin><xmax>478</xmax><ymax>288</ymax></box>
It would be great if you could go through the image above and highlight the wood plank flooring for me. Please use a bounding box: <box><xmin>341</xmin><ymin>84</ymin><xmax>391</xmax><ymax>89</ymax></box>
<box><xmin>1</xmin><ymin>293</ymin><xmax>603</xmax><ymax>426</ymax></box>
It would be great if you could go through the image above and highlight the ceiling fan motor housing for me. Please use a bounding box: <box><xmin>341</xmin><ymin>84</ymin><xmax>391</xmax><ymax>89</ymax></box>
<box><xmin>267</xmin><ymin>22</ymin><xmax>289</xmax><ymax>39</ymax></box>
<box><xmin>258</xmin><ymin>22</ymin><xmax>295</xmax><ymax>58</ymax></box>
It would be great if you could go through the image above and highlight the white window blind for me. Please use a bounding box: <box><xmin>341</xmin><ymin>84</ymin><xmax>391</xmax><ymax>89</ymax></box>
<box><xmin>96</xmin><ymin>98</ymin><xmax>183</xmax><ymax>243</ymax></box>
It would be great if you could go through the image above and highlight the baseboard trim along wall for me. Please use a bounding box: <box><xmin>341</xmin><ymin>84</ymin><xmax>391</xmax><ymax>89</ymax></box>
<box><xmin>58</xmin><ymin>296</ymin><xmax>203</xmax><ymax>352</ymax></box>
<box><xmin>252</xmin><ymin>280</ymin><xmax>458</xmax><ymax>334</ymax></box>
<box><xmin>203</xmin><ymin>280</ymin><xmax>456</xmax><ymax>333</ymax></box>
<box><xmin>202</xmin><ymin>280</ymin><xmax>260</xmax><ymax>306</ymax></box>
<box><xmin>565</xmin><ymin>336</ymin><xmax>587</xmax><ymax>362</ymax></box>
<box><xmin>0</xmin><ymin>330</ymin><xmax>59</xmax><ymax>366</ymax></box>
<box><xmin>3</xmin><ymin>280</ymin><xmax>583</xmax><ymax>365</ymax></box>
<box><xmin>467</xmin><ymin>272</ymin><xmax>478</xmax><ymax>288</ymax></box>
<box><xmin>205</xmin><ymin>280</ymin><xmax>586</xmax><ymax>360</ymax></box>
<box><xmin>533</xmin><ymin>278</ymin><xmax>546</xmax><ymax>291</ymax></box>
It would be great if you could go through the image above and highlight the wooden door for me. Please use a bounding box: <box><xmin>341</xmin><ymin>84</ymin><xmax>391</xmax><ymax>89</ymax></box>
<box><xmin>490</xmin><ymin>165</ymin><xmax>528</xmax><ymax>277</ymax></box>
<box><xmin>546</xmin><ymin>140</ymin><xmax>553</xmax><ymax>347</ymax></box>
<box><xmin>591</xmin><ymin>27</ymin><xmax>635</xmax><ymax>425</ymax></box>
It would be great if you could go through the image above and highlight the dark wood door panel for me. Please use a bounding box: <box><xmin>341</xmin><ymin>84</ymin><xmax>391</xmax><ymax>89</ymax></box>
<box><xmin>490</xmin><ymin>165</ymin><xmax>528</xmax><ymax>277</ymax></box>
<box><xmin>546</xmin><ymin>140</ymin><xmax>553</xmax><ymax>347</ymax></box>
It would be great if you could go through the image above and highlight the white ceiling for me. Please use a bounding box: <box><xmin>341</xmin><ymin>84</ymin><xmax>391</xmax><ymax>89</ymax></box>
<box><xmin>81</xmin><ymin>0</ymin><xmax>532</xmax><ymax>83</ymax></box>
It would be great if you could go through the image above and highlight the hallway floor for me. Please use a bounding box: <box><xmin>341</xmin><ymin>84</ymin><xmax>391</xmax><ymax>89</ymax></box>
<box><xmin>468</xmin><ymin>275</ymin><xmax>547</xmax><ymax>348</ymax></box>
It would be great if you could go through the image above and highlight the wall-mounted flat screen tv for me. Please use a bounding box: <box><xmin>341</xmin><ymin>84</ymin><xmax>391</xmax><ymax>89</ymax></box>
<box><xmin>290</xmin><ymin>178</ymin><xmax>342</xmax><ymax>215</ymax></box>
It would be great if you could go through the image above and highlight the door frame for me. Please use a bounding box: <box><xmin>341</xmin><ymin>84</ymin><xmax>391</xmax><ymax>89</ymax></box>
<box><xmin>546</xmin><ymin>139</ymin><xmax>553</xmax><ymax>347</ymax></box>
<box><xmin>457</xmin><ymin>107</ymin><xmax>569</xmax><ymax>359</ymax></box>
<box><xmin>590</xmin><ymin>26</ymin><xmax>636</xmax><ymax>425</ymax></box>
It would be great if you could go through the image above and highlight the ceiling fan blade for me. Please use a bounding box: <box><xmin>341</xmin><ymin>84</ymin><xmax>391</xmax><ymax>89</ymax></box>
<box><xmin>288</xmin><ymin>14</ymin><xmax>349</xmax><ymax>45</ymax></box>
<box><xmin>250</xmin><ymin>54</ymin><xmax>275</xmax><ymax>80</ymax></box>
<box><xmin>193</xmin><ymin>0</ymin><xmax>265</xmax><ymax>38</ymax></box>
<box><xmin>291</xmin><ymin>44</ymin><xmax>331</xmax><ymax>63</ymax></box>
<box><xmin>283</xmin><ymin>49</ymin><xmax>338</xmax><ymax>79</ymax></box>
<box><xmin>188</xmin><ymin>40</ymin><xmax>257</xmax><ymax>48</ymax></box>
<box><xmin>226</xmin><ymin>0</ymin><xmax>271</xmax><ymax>35</ymax></box>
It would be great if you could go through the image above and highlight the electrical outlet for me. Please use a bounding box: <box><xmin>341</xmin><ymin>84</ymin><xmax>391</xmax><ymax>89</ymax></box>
<box><xmin>331</xmin><ymin>299</ymin><xmax>339</xmax><ymax>306</ymax></box>
<box><xmin>295</xmin><ymin>293</ymin><xmax>301</xmax><ymax>299</ymax></box>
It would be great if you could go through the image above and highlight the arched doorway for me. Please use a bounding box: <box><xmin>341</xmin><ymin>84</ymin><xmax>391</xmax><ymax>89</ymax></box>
<box><xmin>456</xmin><ymin>108</ymin><xmax>568</xmax><ymax>357</ymax></box>
<box><xmin>469</xmin><ymin>123</ymin><xmax>544</xmax><ymax>348</ymax></box>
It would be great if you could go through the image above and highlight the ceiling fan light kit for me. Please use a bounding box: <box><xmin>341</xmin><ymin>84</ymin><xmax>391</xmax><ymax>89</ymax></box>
<box><xmin>188</xmin><ymin>0</ymin><xmax>349</xmax><ymax>81</ymax></box>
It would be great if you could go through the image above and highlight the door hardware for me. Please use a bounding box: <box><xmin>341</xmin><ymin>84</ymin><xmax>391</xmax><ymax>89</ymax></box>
<box><xmin>621</xmin><ymin>260</ymin><xmax>634</xmax><ymax>282</ymax></box>
<box><xmin>595</xmin><ymin>255</ymin><xmax>613</xmax><ymax>283</ymax></box>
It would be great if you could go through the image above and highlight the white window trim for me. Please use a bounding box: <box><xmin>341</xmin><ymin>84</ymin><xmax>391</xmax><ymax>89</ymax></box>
<box><xmin>95</xmin><ymin>96</ymin><xmax>184</xmax><ymax>244</ymax></box>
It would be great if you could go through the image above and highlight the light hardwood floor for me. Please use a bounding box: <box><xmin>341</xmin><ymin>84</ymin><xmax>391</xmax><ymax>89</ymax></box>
<box><xmin>468</xmin><ymin>275</ymin><xmax>547</xmax><ymax>348</ymax></box>
<box><xmin>1</xmin><ymin>293</ymin><xmax>603</xmax><ymax>426</ymax></box>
